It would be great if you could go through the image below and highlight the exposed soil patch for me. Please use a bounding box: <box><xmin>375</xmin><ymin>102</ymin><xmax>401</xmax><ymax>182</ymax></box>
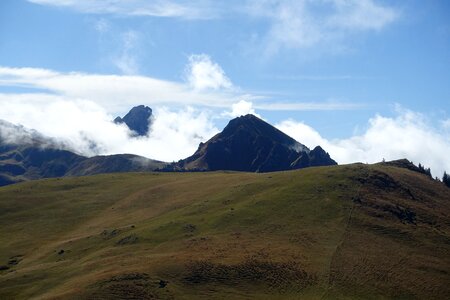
<box><xmin>116</xmin><ymin>235</ymin><xmax>139</xmax><ymax>245</ymax></box>
<box><xmin>8</xmin><ymin>255</ymin><xmax>23</xmax><ymax>266</ymax></box>
<box><xmin>87</xmin><ymin>273</ymin><xmax>173</xmax><ymax>300</ymax></box>
<box><xmin>355</xmin><ymin>171</ymin><xmax>417</xmax><ymax>201</ymax></box>
<box><xmin>183</xmin><ymin>223</ymin><xmax>196</xmax><ymax>233</ymax></box>
<box><xmin>101</xmin><ymin>228</ymin><xmax>121</xmax><ymax>239</ymax></box>
<box><xmin>184</xmin><ymin>258</ymin><xmax>316</xmax><ymax>291</ymax></box>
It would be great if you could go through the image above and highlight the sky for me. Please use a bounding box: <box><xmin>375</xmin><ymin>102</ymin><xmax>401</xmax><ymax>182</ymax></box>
<box><xmin>0</xmin><ymin>0</ymin><xmax>449</xmax><ymax>176</ymax></box>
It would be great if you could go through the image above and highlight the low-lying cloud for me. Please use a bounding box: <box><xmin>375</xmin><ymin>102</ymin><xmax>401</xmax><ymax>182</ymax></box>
<box><xmin>276</xmin><ymin>108</ymin><xmax>450</xmax><ymax>178</ymax></box>
<box><xmin>0</xmin><ymin>62</ymin><xmax>447</xmax><ymax>176</ymax></box>
<box><xmin>1</xmin><ymin>94</ymin><xmax>448</xmax><ymax>177</ymax></box>
<box><xmin>0</xmin><ymin>94</ymin><xmax>219</xmax><ymax>162</ymax></box>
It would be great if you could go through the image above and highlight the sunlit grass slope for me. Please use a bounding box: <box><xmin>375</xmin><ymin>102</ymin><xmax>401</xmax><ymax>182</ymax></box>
<box><xmin>0</xmin><ymin>163</ymin><xmax>449</xmax><ymax>299</ymax></box>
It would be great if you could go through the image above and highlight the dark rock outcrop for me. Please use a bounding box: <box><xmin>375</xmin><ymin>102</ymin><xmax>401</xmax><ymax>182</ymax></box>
<box><xmin>114</xmin><ymin>105</ymin><xmax>152</xmax><ymax>136</ymax></box>
<box><xmin>172</xmin><ymin>114</ymin><xmax>337</xmax><ymax>172</ymax></box>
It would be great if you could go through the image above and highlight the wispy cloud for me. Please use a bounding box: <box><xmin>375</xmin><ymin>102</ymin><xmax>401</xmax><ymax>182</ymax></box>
<box><xmin>246</xmin><ymin>0</ymin><xmax>399</xmax><ymax>55</ymax></box>
<box><xmin>442</xmin><ymin>119</ymin><xmax>450</xmax><ymax>130</ymax></box>
<box><xmin>0</xmin><ymin>65</ymin><xmax>358</xmax><ymax>112</ymax></box>
<box><xmin>255</xmin><ymin>101</ymin><xmax>363</xmax><ymax>111</ymax></box>
<box><xmin>94</xmin><ymin>18</ymin><xmax>110</xmax><ymax>33</ymax></box>
<box><xmin>267</xmin><ymin>74</ymin><xmax>355</xmax><ymax>81</ymax></box>
<box><xmin>28</xmin><ymin>0</ymin><xmax>219</xmax><ymax>19</ymax></box>
<box><xmin>114</xmin><ymin>30</ymin><xmax>140</xmax><ymax>75</ymax></box>
<box><xmin>28</xmin><ymin>0</ymin><xmax>399</xmax><ymax>58</ymax></box>
<box><xmin>0</xmin><ymin>66</ymin><xmax>241</xmax><ymax>112</ymax></box>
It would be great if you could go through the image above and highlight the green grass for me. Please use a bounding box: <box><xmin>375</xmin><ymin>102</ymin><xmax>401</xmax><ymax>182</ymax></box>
<box><xmin>0</xmin><ymin>164</ymin><xmax>449</xmax><ymax>299</ymax></box>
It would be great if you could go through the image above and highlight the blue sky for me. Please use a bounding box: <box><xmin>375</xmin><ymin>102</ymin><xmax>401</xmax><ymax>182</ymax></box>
<box><xmin>0</xmin><ymin>0</ymin><xmax>449</xmax><ymax>175</ymax></box>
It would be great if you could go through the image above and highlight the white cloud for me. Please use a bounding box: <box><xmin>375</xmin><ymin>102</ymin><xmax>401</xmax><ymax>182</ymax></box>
<box><xmin>0</xmin><ymin>66</ymin><xmax>242</xmax><ymax>112</ymax></box>
<box><xmin>0</xmin><ymin>93</ymin><xmax>218</xmax><ymax>162</ymax></box>
<box><xmin>185</xmin><ymin>54</ymin><xmax>233</xmax><ymax>91</ymax></box>
<box><xmin>442</xmin><ymin>119</ymin><xmax>450</xmax><ymax>130</ymax></box>
<box><xmin>0</xmin><ymin>64</ymin><xmax>368</xmax><ymax>164</ymax></box>
<box><xmin>27</xmin><ymin>0</ymin><xmax>399</xmax><ymax>58</ymax></box>
<box><xmin>114</xmin><ymin>30</ymin><xmax>140</xmax><ymax>75</ymax></box>
<box><xmin>329</xmin><ymin>0</ymin><xmax>398</xmax><ymax>31</ymax></box>
<box><xmin>276</xmin><ymin>109</ymin><xmax>450</xmax><ymax>177</ymax></box>
<box><xmin>0</xmin><ymin>66</ymin><xmax>360</xmax><ymax>113</ymax></box>
<box><xmin>246</xmin><ymin>0</ymin><xmax>399</xmax><ymax>54</ymax></box>
<box><xmin>27</xmin><ymin>0</ymin><xmax>218</xmax><ymax>20</ymax></box>
<box><xmin>255</xmin><ymin>101</ymin><xmax>362</xmax><ymax>111</ymax></box>
<box><xmin>94</xmin><ymin>18</ymin><xmax>110</xmax><ymax>33</ymax></box>
<box><xmin>223</xmin><ymin>100</ymin><xmax>261</xmax><ymax>118</ymax></box>
<box><xmin>1</xmin><ymin>83</ymin><xmax>448</xmax><ymax>177</ymax></box>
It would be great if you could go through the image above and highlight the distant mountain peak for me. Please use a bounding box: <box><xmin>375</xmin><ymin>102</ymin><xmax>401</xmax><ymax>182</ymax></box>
<box><xmin>173</xmin><ymin>114</ymin><xmax>336</xmax><ymax>172</ymax></box>
<box><xmin>114</xmin><ymin>105</ymin><xmax>153</xmax><ymax>136</ymax></box>
<box><xmin>223</xmin><ymin>114</ymin><xmax>307</xmax><ymax>151</ymax></box>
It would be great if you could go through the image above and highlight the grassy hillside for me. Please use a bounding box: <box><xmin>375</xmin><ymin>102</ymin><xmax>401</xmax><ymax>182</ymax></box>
<box><xmin>0</xmin><ymin>163</ymin><xmax>449</xmax><ymax>299</ymax></box>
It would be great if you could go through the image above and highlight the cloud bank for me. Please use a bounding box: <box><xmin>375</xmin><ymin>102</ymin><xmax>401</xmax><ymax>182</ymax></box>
<box><xmin>0</xmin><ymin>90</ymin><xmax>448</xmax><ymax>177</ymax></box>
<box><xmin>276</xmin><ymin>109</ymin><xmax>450</xmax><ymax>177</ymax></box>
<box><xmin>0</xmin><ymin>65</ymin><xmax>357</xmax><ymax>113</ymax></box>
<box><xmin>0</xmin><ymin>65</ymin><xmax>240</xmax><ymax>112</ymax></box>
<box><xmin>0</xmin><ymin>94</ymin><xmax>219</xmax><ymax>162</ymax></box>
<box><xmin>0</xmin><ymin>61</ymin><xmax>447</xmax><ymax>176</ymax></box>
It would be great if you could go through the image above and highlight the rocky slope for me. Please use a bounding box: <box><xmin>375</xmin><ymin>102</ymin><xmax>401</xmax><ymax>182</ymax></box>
<box><xmin>173</xmin><ymin>114</ymin><xmax>336</xmax><ymax>172</ymax></box>
<box><xmin>114</xmin><ymin>105</ymin><xmax>153</xmax><ymax>136</ymax></box>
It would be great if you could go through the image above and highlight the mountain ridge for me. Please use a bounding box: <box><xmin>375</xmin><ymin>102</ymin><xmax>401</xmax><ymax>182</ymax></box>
<box><xmin>114</xmin><ymin>105</ymin><xmax>153</xmax><ymax>136</ymax></box>
<box><xmin>0</xmin><ymin>113</ymin><xmax>339</xmax><ymax>185</ymax></box>
<box><xmin>171</xmin><ymin>114</ymin><xmax>336</xmax><ymax>172</ymax></box>
<box><xmin>0</xmin><ymin>120</ymin><xmax>165</xmax><ymax>186</ymax></box>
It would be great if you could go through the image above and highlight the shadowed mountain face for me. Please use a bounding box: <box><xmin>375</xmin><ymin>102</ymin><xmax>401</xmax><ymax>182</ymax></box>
<box><xmin>114</xmin><ymin>105</ymin><xmax>153</xmax><ymax>136</ymax></box>
<box><xmin>175</xmin><ymin>114</ymin><xmax>336</xmax><ymax>172</ymax></box>
<box><xmin>0</xmin><ymin>120</ymin><xmax>165</xmax><ymax>186</ymax></box>
<box><xmin>0</xmin><ymin>143</ymin><xmax>165</xmax><ymax>187</ymax></box>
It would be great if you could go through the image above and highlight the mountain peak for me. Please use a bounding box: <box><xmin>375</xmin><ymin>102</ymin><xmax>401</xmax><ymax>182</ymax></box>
<box><xmin>175</xmin><ymin>114</ymin><xmax>336</xmax><ymax>172</ymax></box>
<box><xmin>114</xmin><ymin>105</ymin><xmax>153</xmax><ymax>136</ymax></box>
<box><xmin>223</xmin><ymin>114</ymin><xmax>306</xmax><ymax>151</ymax></box>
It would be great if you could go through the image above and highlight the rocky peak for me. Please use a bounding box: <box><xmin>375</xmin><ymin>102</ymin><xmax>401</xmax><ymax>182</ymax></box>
<box><xmin>114</xmin><ymin>105</ymin><xmax>153</xmax><ymax>136</ymax></box>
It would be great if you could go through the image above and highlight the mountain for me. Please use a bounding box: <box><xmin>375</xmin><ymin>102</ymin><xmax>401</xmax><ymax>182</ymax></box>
<box><xmin>0</xmin><ymin>162</ymin><xmax>449</xmax><ymax>299</ymax></box>
<box><xmin>0</xmin><ymin>120</ymin><xmax>166</xmax><ymax>186</ymax></box>
<box><xmin>114</xmin><ymin>105</ymin><xmax>153</xmax><ymax>136</ymax></box>
<box><xmin>1</xmin><ymin>114</ymin><xmax>336</xmax><ymax>184</ymax></box>
<box><xmin>65</xmin><ymin>154</ymin><xmax>164</xmax><ymax>176</ymax></box>
<box><xmin>173</xmin><ymin>114</ymin><xmax>336</xmax><ymax>172</ymax></box>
